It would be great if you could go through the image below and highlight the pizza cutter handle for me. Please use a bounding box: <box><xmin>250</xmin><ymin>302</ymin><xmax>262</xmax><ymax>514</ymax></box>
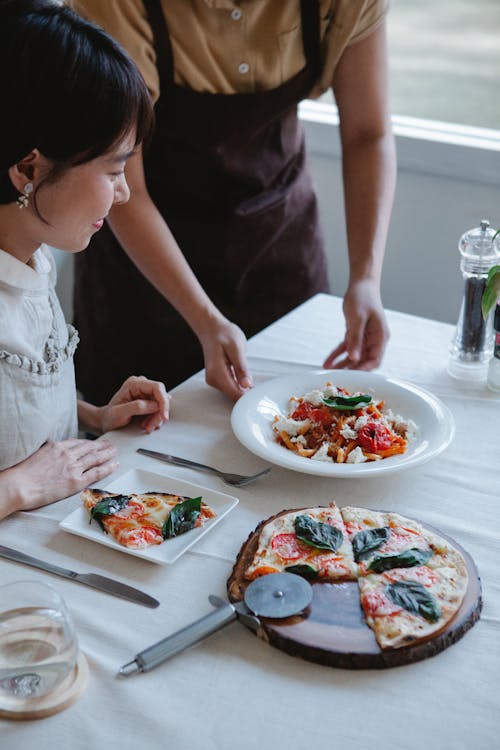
<box><xmin>119</xmin><ymin>596</ymin><xmax>237</xmax><ymax>675</ymax></box>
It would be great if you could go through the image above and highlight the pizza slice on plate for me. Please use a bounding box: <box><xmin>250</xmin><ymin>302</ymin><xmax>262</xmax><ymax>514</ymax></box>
<box><xmin>81</xmin><ymin>488</ymin><xmax>216</xmax><ymax>549</ymax></box>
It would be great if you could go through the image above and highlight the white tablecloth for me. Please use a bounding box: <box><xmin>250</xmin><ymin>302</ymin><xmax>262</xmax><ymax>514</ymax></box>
<box><xmin>1</xmin><ymin>294</ymin><xmax>499</xmax><ymax>750</ymax></box>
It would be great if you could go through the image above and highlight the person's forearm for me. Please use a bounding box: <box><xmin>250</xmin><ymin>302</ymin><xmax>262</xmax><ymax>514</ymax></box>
<box><xmin>0</xmin><ymin>468</ymin><xmax>25</xmax><ymax>520</ymax></box>
<box><xmin>77</xmin><ymin>400</ymin><xmax>103</xmax><ymax>434</ymax></box>
<box><xmin>108</xmin><ymin>192</ymin><xmax>223</xmax><ymax>339</ymax></box>
<box><xmin>341</xmin><ymin>129</ymin><xmax>396</xmax><ymax>286</ymax></box>
<box><xmin>331</xmin><ymin>21</ymin><xmax>396</xmax><ymax>289</ymax></box>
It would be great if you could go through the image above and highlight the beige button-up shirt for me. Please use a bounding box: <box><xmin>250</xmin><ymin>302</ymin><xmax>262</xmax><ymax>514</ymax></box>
<box><xmin>70</xmin><ymin>0</ymin><xmax>388</xmax><ymax>102</ymax></box>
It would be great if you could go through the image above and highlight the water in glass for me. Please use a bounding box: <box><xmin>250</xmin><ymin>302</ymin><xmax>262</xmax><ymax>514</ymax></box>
<box><xmin>0</xmin><ymin>581</ymin><xmax>78</xmax><ymax>708</ymax></box>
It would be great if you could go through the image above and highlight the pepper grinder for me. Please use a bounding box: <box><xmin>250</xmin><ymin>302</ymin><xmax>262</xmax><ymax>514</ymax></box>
<box><xmin>448</xmin><ymin>220</ymin><xmax>500</xmax><ymax>381</ymax></box>
<box><xmin>487</xmin><ymin>303</ymin><xmax>500</xmax><ymax>392</ymax></box>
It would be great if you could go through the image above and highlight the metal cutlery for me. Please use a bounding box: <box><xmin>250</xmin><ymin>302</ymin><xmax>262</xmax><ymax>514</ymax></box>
<box><xmin>136</xmin><ymin>448</ymin><xmax>271</xmax><ymax>487</ymax></box>
<box><xmin>0</xmin><ymin>544</ymin><xmax>159</xmax><ymax>608</ymax></box>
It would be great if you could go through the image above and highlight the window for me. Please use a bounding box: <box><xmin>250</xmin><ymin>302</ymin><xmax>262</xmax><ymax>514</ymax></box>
<box><xmin>388</xmin><ymin>0</ymin><xmax>500</xmax><ymax>131</ymax></box>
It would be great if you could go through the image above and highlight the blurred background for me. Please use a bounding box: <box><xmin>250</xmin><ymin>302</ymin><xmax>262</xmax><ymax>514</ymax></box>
<box><xmin>387</xmin><ymin>0</ymin><xmax>499</xmax><ymax>130</ymax></box>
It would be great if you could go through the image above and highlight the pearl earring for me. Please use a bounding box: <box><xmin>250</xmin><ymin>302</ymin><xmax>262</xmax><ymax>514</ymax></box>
<box><xmin>17</xmin><ymin>182</ymin><xmax>33</xmax><ymax>209</ymax></box>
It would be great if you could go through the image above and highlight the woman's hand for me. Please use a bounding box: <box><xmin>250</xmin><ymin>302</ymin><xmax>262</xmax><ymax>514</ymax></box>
<box><xmin>198</xmin><ymin>316</ymin><xmax>253</xmax><ymax>401</ymax></box>
<box><xmin>323</xmin><ymin>279</ymin><xmax>390</xmax><ymax>370</ymax></box>
<box><xmin>0</xmin><ymin>438</ymin><xmax>119</xmax><ymax>519</ymax></box>
<box><xmin>107</xmin><ymin>152</ymin><xmax>254</xmax><ymax>402</ymax></box>
<box><xmin>95</xmin><ymin>375</ymin><xmax>171</xmax><ymax>434</ymax></box>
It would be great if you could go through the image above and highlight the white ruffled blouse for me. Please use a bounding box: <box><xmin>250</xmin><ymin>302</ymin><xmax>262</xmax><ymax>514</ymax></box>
<box><xmin>0</xmin><ymin>245</ymin><xmax>78</xmax><ymax>471</ymax></box>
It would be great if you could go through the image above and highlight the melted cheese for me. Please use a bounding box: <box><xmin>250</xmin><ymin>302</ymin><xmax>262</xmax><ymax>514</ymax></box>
<box><xmin>81</xmin><ymin>490</ymin><xmax>216</xmax><ymax>549</ymax></box>
<box><xmin>245</xmin><ymin>503</ymin><xmax>358</xmax><ymax>581</ymax></box>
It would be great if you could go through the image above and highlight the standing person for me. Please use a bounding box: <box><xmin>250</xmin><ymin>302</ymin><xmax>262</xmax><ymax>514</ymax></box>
<box><xmin>70</xmin><ymin>0</ymin><xmax>396</xmax><ymax>406</ymax></box>
<box><xmin>0</xmin><ymin>0</ymin><xmax>171</xmax><ymax>520</ymax></box>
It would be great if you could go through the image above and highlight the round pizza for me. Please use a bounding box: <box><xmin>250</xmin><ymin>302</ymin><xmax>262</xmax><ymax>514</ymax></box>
<box><xmin>228</xmin><ymin>502</ymin><xmax>469</xmax><ymax>651</ymax></box>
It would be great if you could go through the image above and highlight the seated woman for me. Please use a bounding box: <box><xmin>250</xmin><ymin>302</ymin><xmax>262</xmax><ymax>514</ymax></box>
<box><xmin>0</xmin><ymin>0</ymin><xmax>170</xmax><ymax>520</ymax></box>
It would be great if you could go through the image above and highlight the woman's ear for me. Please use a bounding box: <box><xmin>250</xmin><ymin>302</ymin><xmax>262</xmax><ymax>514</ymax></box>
<box><xmin>7</xmin><ymin>149</ymin><xmax>43</xmax><ymax>192</ymax></box>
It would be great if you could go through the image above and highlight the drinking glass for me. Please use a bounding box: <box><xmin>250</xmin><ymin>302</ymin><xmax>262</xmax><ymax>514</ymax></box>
<box><xmin>0</xmin><ymin>580</ymin><xmax>78</xmax><ymax>709</ymax></box>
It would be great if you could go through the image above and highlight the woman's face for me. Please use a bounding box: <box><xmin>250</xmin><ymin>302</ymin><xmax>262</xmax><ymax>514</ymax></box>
<box><xmin>32</xmin><ymin>132</ymin><xmax>135</xmax><ymax>253</ymax></box>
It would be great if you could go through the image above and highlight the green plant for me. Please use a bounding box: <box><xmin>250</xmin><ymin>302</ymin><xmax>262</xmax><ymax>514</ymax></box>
<box><xmin>482</xmin><ymin>264</ymin><xmax>500</xmax><ymax>318</ymax></box>
<box><xmin>481</xmin><ymin>227</ymin><xmax>500</xmax><ymax>318</ymax></box>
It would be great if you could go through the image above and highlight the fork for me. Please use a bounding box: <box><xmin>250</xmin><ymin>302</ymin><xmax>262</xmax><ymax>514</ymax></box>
<box><xmin>136</xmin><ymin>448</ymin><xmax>271</xmax><ymax>487</ymax></box>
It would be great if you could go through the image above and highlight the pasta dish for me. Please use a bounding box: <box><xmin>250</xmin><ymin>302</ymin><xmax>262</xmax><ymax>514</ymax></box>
<box><xmin>272</xmin><ymin>383</ymin><xmax>417</xmax><ymax>464</ymax></box>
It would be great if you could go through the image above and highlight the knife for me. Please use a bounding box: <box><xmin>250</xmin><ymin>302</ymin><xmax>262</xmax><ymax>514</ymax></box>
<box><xmin>0</xmin><ymin>544</ymin><xmax>159</xmax><ymax>609</ymax></box>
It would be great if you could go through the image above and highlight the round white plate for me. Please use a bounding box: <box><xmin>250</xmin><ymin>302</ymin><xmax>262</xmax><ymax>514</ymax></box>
<box><xmin>231</xmin><ymin>370</ymin><xmax>455</xmax><ymax>478</ymax></box>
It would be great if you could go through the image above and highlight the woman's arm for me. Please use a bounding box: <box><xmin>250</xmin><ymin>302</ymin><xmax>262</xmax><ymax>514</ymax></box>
<box><xmin>324</xmin><ymin>21</ymin><xmax>396</xmax><ymax>370</ymax></box>
<box><xmin>0</xmin><ymin>439</ymin><xmax>118</xmax><ymax>521</ymax></box>
<box><xmin>107</xmin><ymin>151</ymin><xmax>252</xmax><ymax>400</ymax></box>
<box><xmin>0</xmin><ymin>375</ymin><xmax>171</xmax><ymax>521</ymax></box>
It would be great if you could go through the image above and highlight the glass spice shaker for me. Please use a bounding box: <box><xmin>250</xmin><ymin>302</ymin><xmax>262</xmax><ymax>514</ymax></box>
<box><xmin>448</xmin><ymin>219</ymin><xmax>500</xmax><ymax>381</ymax></box>
<box><xmin>487</xmin><ymin>303</ymin><xmax>500</xmax><ymax>392</ymax></box>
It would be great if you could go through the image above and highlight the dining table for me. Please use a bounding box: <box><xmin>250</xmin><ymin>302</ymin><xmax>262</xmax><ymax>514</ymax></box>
<box><xmin>0</xmin><ymin>293</ymin><xmax>498</xmax><ymax>750</ymax></box>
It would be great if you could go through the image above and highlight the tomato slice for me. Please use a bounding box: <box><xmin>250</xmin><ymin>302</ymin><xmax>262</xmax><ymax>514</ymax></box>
<box><xmin>291</xmin><ymin>402</ymin><xmax>334</xmax><ymax>427</ymax></box>
<box><xmin>123</xmin><ymin>525</ymin><xmax>163</xmax><ymax>547</ymax></box>
<box><xmin>357</xmin><ymin>421</ymin><xmax>392</xmax><ymax>452</ymax></box>
<box><xmin>362</xmin><ymin>589</ymin><xmax>403</xmax><ymax>617</ymax></box>
<box><xmin>382</xmin><ymin>566</ymin><xmax>438</xmax><ymax>587</ymax></box>
<box><xmin>379</xmin><ymin>529</ymin><xmax>429</xmax><ymax>554</ymax></box>
<box><xmin>247</xmin><ymin>565</ymin><xmax>281</xmax><ymax>580</ymax></box>
<box><xmin>271</xmin><ymin>533</ymin><xmax>311</xmax><ymax>561</ymax></box>
<box><xmin>119</xmin><ymin>499</ymin><xmax>146</xmax><ymax>520</ymax></box>
<box><xmin>315</xmin><ymin>554</ymin><xmax>350</xmax><ymax>578</ymax></box>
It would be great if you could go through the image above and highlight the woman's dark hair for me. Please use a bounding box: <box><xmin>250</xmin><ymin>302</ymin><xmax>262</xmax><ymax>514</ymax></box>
<box><xmin>0</xmin><ymin>0</ymin><xmax>154</xmax><ymax>205</ymax></box>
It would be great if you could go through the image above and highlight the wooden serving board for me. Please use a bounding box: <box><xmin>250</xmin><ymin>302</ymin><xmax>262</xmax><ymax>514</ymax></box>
<box><xmin>227</xmin><ymin>509</ymin><xmax>482</xmax><ymax>669</ymax></box>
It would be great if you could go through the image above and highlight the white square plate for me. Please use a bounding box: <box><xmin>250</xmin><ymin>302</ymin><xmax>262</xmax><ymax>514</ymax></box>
<box><xmin>59</xmin><ymin>468</ymin><xmax>239</xmax><ymax>565</ymax></box>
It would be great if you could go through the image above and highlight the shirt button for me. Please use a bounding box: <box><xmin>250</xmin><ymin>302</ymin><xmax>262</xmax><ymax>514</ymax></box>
<box><xmin>238</xmin><ymin>62</ymin><xmax>250</xmax><ymax>75</ymax></box>
<box><xmin>231</xmin><ymin>8</ymin><xmax>242</xmax><ymax>21</ymax></box>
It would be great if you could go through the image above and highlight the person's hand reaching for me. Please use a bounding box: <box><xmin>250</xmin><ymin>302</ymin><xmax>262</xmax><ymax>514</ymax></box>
<box><xmin>323</xmin><ymin>279</ymin><xmax>389</xmax><ymax>370</ymax></box>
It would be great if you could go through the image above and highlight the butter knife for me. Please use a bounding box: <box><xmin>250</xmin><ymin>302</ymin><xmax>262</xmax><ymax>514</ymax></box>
<box><xmin>0</xmin><ymin>544</ymin><xmax>159</xmax><ymax>609</ymax></box>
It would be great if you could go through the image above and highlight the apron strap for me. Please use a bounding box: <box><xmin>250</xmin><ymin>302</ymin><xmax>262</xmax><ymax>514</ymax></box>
<box><xmin>300</xmin><ymin>0</ymin><xmax>321</xmax><ymax>77</ymax></box>
<box><xmin>142</xmin><ymin>0</ymin><xmax>321</xmax><ymax>93</ymax></box>
<box><xmin>142</xmin><ymin>0</ymin><xmax>174</xmax><ymax>90</ymax></box>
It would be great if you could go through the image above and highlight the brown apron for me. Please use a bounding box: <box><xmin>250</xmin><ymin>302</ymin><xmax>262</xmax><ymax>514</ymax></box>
<box><xmin>74</xmin><ymin>0</ymin><xmax>330</xmax><ymax>404</ymax></box>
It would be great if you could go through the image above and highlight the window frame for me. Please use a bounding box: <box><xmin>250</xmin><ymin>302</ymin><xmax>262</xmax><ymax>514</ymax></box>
<box><xmin>300</xmin><ymin>100</ymin><xmax>500</xmax><ymax>186</ymax></box>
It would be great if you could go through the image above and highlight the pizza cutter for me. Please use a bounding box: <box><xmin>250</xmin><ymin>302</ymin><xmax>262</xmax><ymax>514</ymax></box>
<box><xmin>118</xmin><ymin>573</ymin><xmax>313</xmax><ymax>676</ymax></box>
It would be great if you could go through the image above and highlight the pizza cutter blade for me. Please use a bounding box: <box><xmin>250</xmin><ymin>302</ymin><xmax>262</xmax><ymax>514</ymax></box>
<box><xmin>118</xmin><ymin>573</ymin><xmax>312</xmax><ymax>676</ymax></box>
<box><xmin>243</xmin><ymin>572</ymin><xmax>313</xmax><ymax>618</ymax></box>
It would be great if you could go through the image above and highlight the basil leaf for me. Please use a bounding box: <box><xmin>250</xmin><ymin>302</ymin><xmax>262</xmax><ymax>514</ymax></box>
<box><xmin>386</xmin><ymin>581</ymin><xmax>441</xmax><ymax>623</ymax></box>
<box><xmin>368</xmin><ymin>547</ymin><xmax>433</xmax><ymax>573</ymax></box>
<box><xmin>285</xmin><ymin>564</ymin><xmax>318</xmax><ymax>580</ymax></box>
<box><xmin>352</xmin><ymin>527</ymin><xmax>391</xmax><ymax>562</ymax></box>
<box><xmin>90</xmin><ymin>494</ymin><xmax>131</xmax><ymax>531</ymax></box>
<box><xmin>481</xmin><ymin>265</ymin><xmax>500</xmax><ymax>318</ymax></box>
<box><xmin>294</xmin><ymin>515</ymin><xmax>343</xmax><ymax>552</ymax></box>
<box><xmin>322</xmin><ymin>393</ymin><xmax>373</xmax><ymax>411</ymax></box>
<box><xmin>163</xmin><ymin>496</ymin><xmax>202</xmax><ymax>539</ymax></box>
